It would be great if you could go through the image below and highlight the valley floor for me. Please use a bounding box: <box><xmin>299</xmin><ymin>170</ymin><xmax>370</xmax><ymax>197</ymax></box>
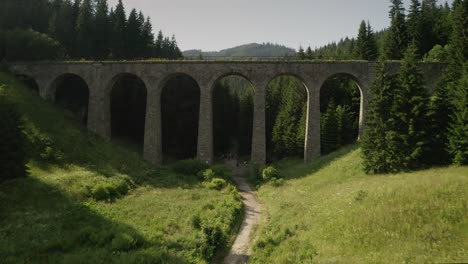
<box><xmin>250</xmin><ymin>146</ymin><xmax>468</xmax><ymax>263</ymax></box>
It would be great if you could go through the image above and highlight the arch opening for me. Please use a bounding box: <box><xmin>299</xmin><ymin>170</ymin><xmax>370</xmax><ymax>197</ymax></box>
<box><xmin>319</xmin><ymin>73</ymin><xmax>362</xmax><ymax>155</ymax></box>
<box><xmin>110</xmin><ymin>73</ymin><xmax>147</xmax><ymax>152</ymax></box>
<box><xmin>53</xmin><ymin>74</ymin><xmax>89</xmax><ymax>125</ymax></box>
<box><xmin>266</xmin><ymin>75</ymin><xmax>308</xmax><ymax>162</ymax></box>
<box><xmin>161</xmin><ymin>74</ymin><xmax>200</xmax><ymax>161</ymax></box>
<box><xmin>16</xmin><ymin>75</ymin><xmax>39</xmax><ymax>93</ymax></box>
<box><xmin>212</xmin><ymin>74</ymin><xmax>254</xmax><ymax>162</ymax></box>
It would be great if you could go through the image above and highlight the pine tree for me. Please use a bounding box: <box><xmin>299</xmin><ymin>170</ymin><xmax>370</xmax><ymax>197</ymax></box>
<box><xmin>111</xmin><ymin>0</ymin><xmax>126</xmax><ymax>59</ymax></box>
<box><xmin>76</xmin><ymin>0</ymin><xmax>95</xmax><ymax>58</ymax></box>
<box><xmin>48</xmin><ymin>0</ymin><xmax>75</xmax><ymax>57</ymax></box>
<box><xmin>321</xmin><ymin>100</ymin><xmax>339</xmax><ymax>154</ymax></box>
<box><xmin>362</xmin><ymin>61</ymin><xmax>398</xmax><ymax>173</ymax></box>
<box><xmin>366</xmin><ymin>22</ymin><xmax>378</xmax><ymax>60</ymax></box>
<box><xmin>356</xmin><ymin>20</ymin><xmax>368</xmax><ymax>59</ymax></box>
<box><xmin>306</xmin><ymin>46</ymin><xmax>313</xmax><ymax>59</ymax></box>
<box><xmin>391</xmin><ymin>44</ymin><xmax>429</xmax><ymax>169</ymax></box>
<box><xmin>126</xmin><ymin>8</ymin><xmax>142</xmax><ymax>58</ymax></box>
<box><xmin>94</xmin><ymin>0</ymin><xmax>111</xmax><ymax>59</ymax></box>
<box><xmin>384</xmin><ymin>0</ymin><xmax>408</xmax><ymax>59</ymax></box>
<box><xmin>447</xmin><ymin>62</ymin><xmax>468</xmax><ymax>165</ymax></box>
<box><xmin>407</xmin><ymin>0</ymin><xmax>422</xmax><ymax>56</ymax></box>
<box><xmin>155</xmin><ymin>30</ymin><xmax>164</xmax><ymax>58</ymax></box>
<box><xmin>140</xmin><ymin>16</ymin><xmax>154</xmax><ymax>58</ymax></box>
<box><xmin>298</xmin><ymin>46</ymin><xmax>306</xmax><ymax>60</ymax></box>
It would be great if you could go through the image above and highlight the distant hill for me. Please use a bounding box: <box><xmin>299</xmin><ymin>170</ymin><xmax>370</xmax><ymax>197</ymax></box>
<box><xmin>183</xmin><ymin>43</ymin><xmax>296</xmax><ymax>58</ymax></box>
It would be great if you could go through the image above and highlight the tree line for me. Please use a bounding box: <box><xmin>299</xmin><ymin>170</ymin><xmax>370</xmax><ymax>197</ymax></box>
<box><xmin>362</xmin><ymin>0</ymin><xmax>467</xmax><ymax>172</ymax></box>
<box><xmin>298</xmin><ymin>0</ymin><xmax>454</xmax><ymax>61</ymax></box>
<box><xmin>0</xmin><ymin>0</ymin><xmax>183</xmax><ymax>60</ymax></box>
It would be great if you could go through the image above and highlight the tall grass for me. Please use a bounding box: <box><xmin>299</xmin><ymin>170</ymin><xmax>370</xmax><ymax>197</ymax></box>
<box><xmin>0</xmin><ymin>72</ymin><xmax>242</xmax><ymax>263</ymax></box>
<box><xmin>251</xmin><ymin>146</ymin><xmax>468</xmax><ymax>263</ymax></box>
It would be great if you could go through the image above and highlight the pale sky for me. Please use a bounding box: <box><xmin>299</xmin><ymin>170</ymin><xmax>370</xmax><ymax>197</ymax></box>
<box><xmin>108</xmin><ymin>0</ymin><xmax>453</xmax><ymax>52</ymax></box>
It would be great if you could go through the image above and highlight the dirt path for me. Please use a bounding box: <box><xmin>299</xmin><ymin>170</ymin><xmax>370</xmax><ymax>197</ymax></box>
<box><xmin>224</xmin><ymin>162</ymin><xmax>261</xmax><ymax>264</ymax></box>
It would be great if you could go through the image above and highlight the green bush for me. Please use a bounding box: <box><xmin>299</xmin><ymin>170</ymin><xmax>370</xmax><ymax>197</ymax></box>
<box><xmin>270</xmin><ymin>177</ymin><xmax>285</xmax><ymax>187</ymax></box>
<box><xmin>111</xmin><ymin>233</ymin><xmax>140</xmax><ymax>252</ymax></box>
<box><xmin>262</xmin><ymin>166</ymin><xmax>280</xmax><ymax>181</ymax></box>
<box><xmin>172</xmin><ymin>159</ymin><xmax>209</xmax><ymax>176</ymax></box>
<box><xmin>91</xmin><ymin>179</ymin><xmax>131</xmax><ymax>201</ymax></box>
<box><xmin>205</xmin><ymin>178</ymin><xmax>227</xmax><ymax>190</ymax></box>
<box><xmin>91</xmin><ymin>184</ymin><xmax>110</xmax><ymax>201</ymax></box>
<box><xmin>198</xmin><ymin>168</ymin><xmax>216</xmax><ymax>181</ymax></box>
<box><xmin>0</xmin><ymin>95</ymin><xmax>27</xmax><ymax>181</ymax></box>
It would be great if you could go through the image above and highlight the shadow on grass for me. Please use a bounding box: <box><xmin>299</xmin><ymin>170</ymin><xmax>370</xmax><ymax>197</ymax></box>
<box><xmin>0</xmin><ymin>176</ymin><xmax>188</xmax><ymax>264</ymax></box>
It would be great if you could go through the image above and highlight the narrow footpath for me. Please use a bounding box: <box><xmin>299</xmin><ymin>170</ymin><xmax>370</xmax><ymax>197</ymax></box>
<box><xmin>224</xmin><ymin>162</ymin><xmax>262</xmax><ymax>264</ymax></box>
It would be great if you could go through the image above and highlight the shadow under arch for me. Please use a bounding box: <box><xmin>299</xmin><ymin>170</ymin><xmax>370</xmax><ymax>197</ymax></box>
<box><xmin>108</xmin><ymin>73</ymin><xmax>147</xmax><ymax>153</ymax></box>
<box><xmin>266</xmin><ymin>73</ymin><xmax>309</xmax><ymax>162</ymax></box>
<box><xmin>211</xmin><ymin>72</ymin><xmax>255</xmax><ymax>162</ymax></box>
<box><xmin>319</xmin><ymin>72</ymin><xmax>363</xmax><ymax>154</ymax></box>
<box><xmin>51</xmin><ymin>73</ymin><xmax>90</xmax><ymax>125</ymax></box>
<box><xmin>160</xmin><ymin>72</ymin><xmax>200</xmax><ymax>161</ymax></box>
<box><xmin>16</xmin><ymin>74</ymin><xmax>39</xmax><ymax>94</ymax></box>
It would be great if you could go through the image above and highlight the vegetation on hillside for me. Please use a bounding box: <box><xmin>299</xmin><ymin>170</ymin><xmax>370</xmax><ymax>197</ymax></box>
<box><xmin>0</xmin><ymin>72</ymin><xmax>242</xmax><ymax>263</ymax></box>
<box><xmin>183</xmin><ymin>43</ymin><xmax>296</xmax><ymax>59</ymax></box>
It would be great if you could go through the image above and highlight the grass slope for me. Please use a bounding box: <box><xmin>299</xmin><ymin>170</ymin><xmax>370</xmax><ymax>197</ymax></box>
<box><xmin>0</xmin><ymin>72</ymin><xmax>242</xmax><ymax>263</ymax></box>
<box><xmin>251</xmin><ymin>145</ymin><xmax>468</xmax><ymax>263</ymax></box>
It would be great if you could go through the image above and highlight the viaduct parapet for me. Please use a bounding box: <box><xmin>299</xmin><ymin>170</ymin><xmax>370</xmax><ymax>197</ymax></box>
<box><xmin>8</xmin><ymin>61</ymin><xmax>447</xmax><ymax>165</ymax></box>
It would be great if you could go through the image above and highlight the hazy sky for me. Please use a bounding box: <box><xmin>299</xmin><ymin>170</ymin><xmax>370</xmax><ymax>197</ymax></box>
<box><xmin>108</xmin><ymin>0</ymin><xmax>453</xmax><ymax>52</ymax></box>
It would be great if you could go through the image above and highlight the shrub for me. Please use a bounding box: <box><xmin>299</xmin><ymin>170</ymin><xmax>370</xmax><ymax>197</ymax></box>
<box><xmin>172</xmin><ymin>159</ymin><xmax>209</xmax><ymax>176</ymax></box>
<box><xmin>91</xmin><ymin>184</ymin><xmax>110</xmax><ymax>201</ymax></box>
<box><xmin>205</xmin><ymin>178</ymin><xmax>227</xmax><ymax>190</ymax></box>
<box><xmin>0</xmin><ymin>95</ymin><xmax>27</xmax><ymax>181</ymax></box>
<box><xmin>262</xmin><ymin>166</ymin><xmax>280</xmax><ymax>181</ymax></box>
<box><xmin>111</xmin><ymin>233</ymin><xmax>139</xmax><ymax>252</ymax></box>
<box><xmin>198</xmin><ymin>168</ymin><xmax>216</xmax><ymax>181</ymax></box>
<box><xmin>270</xmin><ymin>177</ymin><xmax>285</xmax><ymax>187</ymax></box>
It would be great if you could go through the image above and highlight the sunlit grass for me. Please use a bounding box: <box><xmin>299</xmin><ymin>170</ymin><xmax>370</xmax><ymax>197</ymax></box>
<box><xmin>251</xmin><ymin>146</ymin><xmax>468</xmax><ymax>263</ymax></box>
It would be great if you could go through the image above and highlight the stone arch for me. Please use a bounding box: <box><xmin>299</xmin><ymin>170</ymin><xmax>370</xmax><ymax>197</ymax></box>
<box><xmin>319</xmin><ymin>72</ymin><xmax>364</xmax><ymax>153</ymax></box>
<box><xmin>210</xmin><ymin>72</ymin><xmax>256</xmax><ymax>161</ymax></box>
<box><xmin>160</xmin><ymin>72</ymin><xmax>201</xmax><ymax>160</ymax></box>
<box><xmin>108</xmin><ymin>73</ymin><xmax>148</xmax><ymax>152</ymax></box>
<box><xmin>16</xmin><ymin>74</ymin><xmax>39</xmax><ymax>94</ymax></box>
<box><xmin>50</xmin><ymin>73</ymin><xmax>90</xmax><ymax>125</ymax></box>
<box><xmin>265</xmin><ymin>73</ymin><xmax>310</xmax><ymax>162</ymax></box>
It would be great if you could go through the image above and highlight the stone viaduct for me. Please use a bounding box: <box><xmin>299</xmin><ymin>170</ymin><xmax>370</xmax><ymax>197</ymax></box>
<box><xmin>8</xmin><ymin>61</ymin><xmax>447</xmax><ymax>166</ymax></box>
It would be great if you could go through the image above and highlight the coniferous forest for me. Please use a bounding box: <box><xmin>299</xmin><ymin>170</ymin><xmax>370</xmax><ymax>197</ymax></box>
<box><xmin>0</xmin><ymin>0</ymin><xmax>466</xmax><ymax>168</ymax></box>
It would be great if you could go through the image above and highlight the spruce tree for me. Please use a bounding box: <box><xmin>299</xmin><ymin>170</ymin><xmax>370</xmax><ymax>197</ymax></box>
<box><xmin>321</xmin><ymin>100</ymin><xmax>339</xmax><ymax>154</ymax></box>
<box><xmin>365</xmin><ymin>22</ymin><xmax>378</xmax><ymax>60</ymax></box>
<box><xmin>356</xmin><ymin>20</ymin><xmax>368</xmax><ymax>59</ymax></box>
<box><xmin>155</xmin><ymin>30</ymin><xmax>164</xmax><ymax>58</ymax></box>
<box><xmin>141</xmin><ymin>17</ymin><xmax>154</xmax><ymax>58</ymax></box>
<box><xmin>392</xmin><ymin>44</ymin><xmax>429</xmax><ymax>169</ymax></box>
<box><xmin>76</xmin><ymin>0</ymin><xmax>95</xmax><ymax>58</ymax></box>
<box><xmin>126</xmin><ymin>8</ymin><xmax>142</xmax><ymax>58</ymax></box>
<box><xmin>447</xmin><ymin>62</ymin><xmax>468</xmax><ymax>165</ymax></box>
<box><xmin>306</xmin><ymin>46</ymin><xmax>313</xmax><ymax>59</ymax></box>
<box><xmin>362</xmin><ymin>61</ymin><xmax>398</xmax><ymax>173</ymax></box>
<box><xmin>111</xmin><ymin>0</ymin><xmax>126</xmax><ymax>59</ymax></box>
<box><xmin>93</xmin><ymin>0</ymin><xmax>111</xmax><ymax>59</ymax></box>
<box><xmin>407</xmin><ymin>0</ymin><xmax>422</xmax><ymax>56</ymax></box>
<box><xmin>384</xmin><ymin>0</ymin><xmax>408</xmax><ymax>59</ymax></box>
<box><xmin>298</xmin><ymin>46</ymin><xmax>306</xmax><ymax>60</ymax></box>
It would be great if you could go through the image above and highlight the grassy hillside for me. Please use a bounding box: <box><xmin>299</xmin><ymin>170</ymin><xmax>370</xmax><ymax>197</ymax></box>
<box><xmin>0</xmin><ymin>72</ymin><xmax>242</xmax><ymax>264</ymax></box>
<box><xmin>251</xmin><ymin>145</ymin><xmax>468</xmax><ymax>263</ymax></box>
